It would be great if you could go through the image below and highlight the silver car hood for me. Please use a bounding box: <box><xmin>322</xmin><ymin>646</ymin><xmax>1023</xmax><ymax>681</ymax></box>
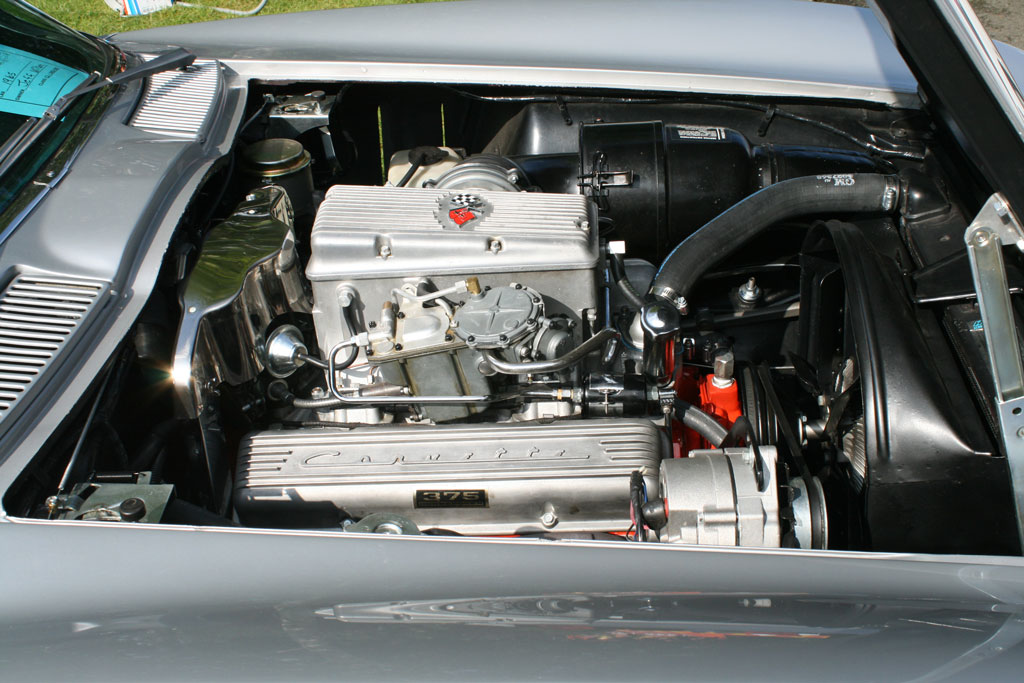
<box><xmin>115</xmin><ymin>0</ymin><xmax>925</xmax><ymax>107</ymax></box>
<box><xmin>3</xmin><ymin>521</ymin><xmax>1024</xmax><ymax>680</ymax></box>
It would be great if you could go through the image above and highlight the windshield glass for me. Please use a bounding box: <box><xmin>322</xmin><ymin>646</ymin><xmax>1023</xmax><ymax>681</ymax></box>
<box><xmin>0</xmin><ymin>0</ymin><xmax>118</xmax><ymax>213</ymax></box>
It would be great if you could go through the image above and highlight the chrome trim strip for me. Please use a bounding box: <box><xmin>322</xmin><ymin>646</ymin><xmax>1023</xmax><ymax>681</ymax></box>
<box><xmin>221</xmin><ymin>59</ymin><xmax>922</xmax><ymax>109</ymax></box>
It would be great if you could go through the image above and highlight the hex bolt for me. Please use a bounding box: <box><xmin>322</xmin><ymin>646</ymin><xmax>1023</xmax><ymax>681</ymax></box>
<box><xmin>336</xmin><ymin>285</ymin><xmax>356</xmax><ymax>307</ymax></box>
<box><xmin>540</xmin><ymin>510</ymin><xmax>558</xmax><ymax>527</ymax></box>
<box><xmin>394</xmin><ymin>343</ymin><xmax>403</xmax><ymax>351</ymax></box>
<box><xmin>489</xmin><ymin>240</ymin><xmax>502</xmax><ymax>254</ymax></box>
<box><xmin>396</xmin><ymin>311</ymin><xmax>405</xmax><ymax>319</ymax></box>
<box><xmin>712</xmin><ymin>350</ymin><xmax>736</xmax><ymax>388</ymax></box>
<box><xmin>444</xmin><ymin>334</ymin><xmax>454</xmax><ymax>342</ymax></box>
<box><xmin>499</xmin><ymin>334</ymin><xmax>509</xmax><ymax>344</ymax></box>
<box><xmin>368</xmin><ymin>321</ymin><xmax>377</xmax><ymax>329</ymax></box>
<box><xmin>467</xmin><ymin>335</ymin><xmax>476</xmax><ymax>343</ymax></box>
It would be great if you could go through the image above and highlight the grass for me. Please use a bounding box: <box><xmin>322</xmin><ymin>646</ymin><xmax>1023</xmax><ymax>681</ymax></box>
<box><xmin>31</xmin><ymin>0</ymin><xmax>447</xmax><ymax>37</ymax></box>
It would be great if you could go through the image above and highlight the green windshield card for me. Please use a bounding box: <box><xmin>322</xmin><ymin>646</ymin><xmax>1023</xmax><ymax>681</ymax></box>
<box><xmin>0</xmin><ymin>44</ymin><xmax>88</xmax><ymax>118</ymax></box>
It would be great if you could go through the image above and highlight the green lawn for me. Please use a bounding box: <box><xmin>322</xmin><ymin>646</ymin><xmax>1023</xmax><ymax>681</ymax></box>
<box><xmin>32</xmin><ymin>0</ymin><xmax>447</xmax><ymax>37</ymax></box>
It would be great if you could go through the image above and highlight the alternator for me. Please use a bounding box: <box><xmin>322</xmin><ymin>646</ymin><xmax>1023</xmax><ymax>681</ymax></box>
<box><xmin>658</xmin><ymin>447</ymin><xmax>781</xmax><ymax>546</ymax></box>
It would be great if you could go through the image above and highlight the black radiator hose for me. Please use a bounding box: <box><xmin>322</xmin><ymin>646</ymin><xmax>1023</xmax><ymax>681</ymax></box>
<box><xmin>647</xmin><ymin>173</ymin><xmax>900</xmax><ymax>306</ymax></box>
<box><xmin>674</xmin><ymin>399</ymin><xmax>728</xmax><ymax>448</ymax></box>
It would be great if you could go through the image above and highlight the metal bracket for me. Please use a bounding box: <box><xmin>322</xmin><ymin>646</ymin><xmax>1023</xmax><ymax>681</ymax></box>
<box><xmin>579</xmin><ymin>151</ymin><xmax>633</xmax><ymax>211</ymax></box>
<box><xmin>964</xmin><ymin>193</ymin><xmax>1024</xmax><ymax>549</ymax></box>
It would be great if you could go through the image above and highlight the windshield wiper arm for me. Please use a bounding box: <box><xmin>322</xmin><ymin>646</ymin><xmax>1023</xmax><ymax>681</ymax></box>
<box><xmin>69</xmin><ymin>47</ymin><xmax>196</xmax><ymax>101</ymax></box>
<box><xmin>0</xmin><ymin>48</ymin><xmax>196</xmax><ymax>179</ymax></box>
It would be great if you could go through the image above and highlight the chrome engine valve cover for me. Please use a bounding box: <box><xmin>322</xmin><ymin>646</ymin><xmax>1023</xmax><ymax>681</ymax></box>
<box><xmin>235</xmin><ymin>419</ymin><xmax>661</xmax><ymax>535</ymax></box>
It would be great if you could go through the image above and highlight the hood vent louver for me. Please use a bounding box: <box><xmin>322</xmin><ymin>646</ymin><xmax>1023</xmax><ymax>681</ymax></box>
<box><xmin>0</xmin><ymin>276</ymin><xmax>106</xmax><ymax>418</ymax></box>
<box><xmin>129</xmin><ymin>57</ymin><xmax>221</xmax><ymax>140</ymax></box>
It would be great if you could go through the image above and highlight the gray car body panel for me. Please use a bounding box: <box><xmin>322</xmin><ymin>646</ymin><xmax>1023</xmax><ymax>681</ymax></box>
<box><xmin>3</xmin><ymin>521</ymin><xmax>1024</xmax><ymax>680</ymax></box>
<box><xmin>108</xmin><ymin>0</ymin><xmax>1024</xmax><ymax>110</ymax></box>
<box><xmin>0</xmin><ymin>65</ymin><xmax>246</xmax><ymax>490</ymax></box>
<box><xmin>4</xmin><ymin>1</ymin><xmax>1024</xmax><ymax>679</ymax></box>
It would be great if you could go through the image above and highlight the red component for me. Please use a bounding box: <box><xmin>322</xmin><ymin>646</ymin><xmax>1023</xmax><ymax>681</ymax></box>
<box><xmin>449</xmin><ymin>207</ymin><xmax>476</xmax><ymax>225</ymax></box>
<box><xmin>672</xmin><ymin>370</ymin><xmax>742</xmax><ymax>457</ymax></box>
<box><xmin>699</xmin><ymin>375</ymin><xmax>743</xmax><ymax>427</ymax></box>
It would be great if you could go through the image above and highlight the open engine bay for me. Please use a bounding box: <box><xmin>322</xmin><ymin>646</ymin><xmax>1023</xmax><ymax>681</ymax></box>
<box><xmin>7</xmin><ymin>79</ymin><xmax>1022</xmax><ymax>555</ymax></box>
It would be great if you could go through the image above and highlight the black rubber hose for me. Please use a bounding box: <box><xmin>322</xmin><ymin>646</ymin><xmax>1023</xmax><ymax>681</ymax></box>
<box><xmin>649</xmin><ymin>174</ymin><xmax>899</xmax><ymax>304</ymax></box>
<box><xmin>329</xmin><ymin>304</ymin><xmax>361</xmax><ymax>372</ymax></box>
<box><xmin>396</xmin><ymin>162</ymin><xmax>422</xmax><ymax>188</ymax></box>
<box><xmin>292</xmin><ymin>396</ymin><xmax>350</xmax><ymax>410</ymax></box>
<box><xmin>674</xmin><ymin>398</ymin><xmax>728</xmax><ymax>448</ymax></box>
<box><xmin>609</xmin><ymin>253</ymin><xmax>645</xmax><ymax>310</ymax></box>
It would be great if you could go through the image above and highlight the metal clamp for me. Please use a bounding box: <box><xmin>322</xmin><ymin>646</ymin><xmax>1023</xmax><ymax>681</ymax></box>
<box><xmin>964</xmin><ymin>193</ymin><xmax>1024</xmax><ymax>548</ymax></box>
